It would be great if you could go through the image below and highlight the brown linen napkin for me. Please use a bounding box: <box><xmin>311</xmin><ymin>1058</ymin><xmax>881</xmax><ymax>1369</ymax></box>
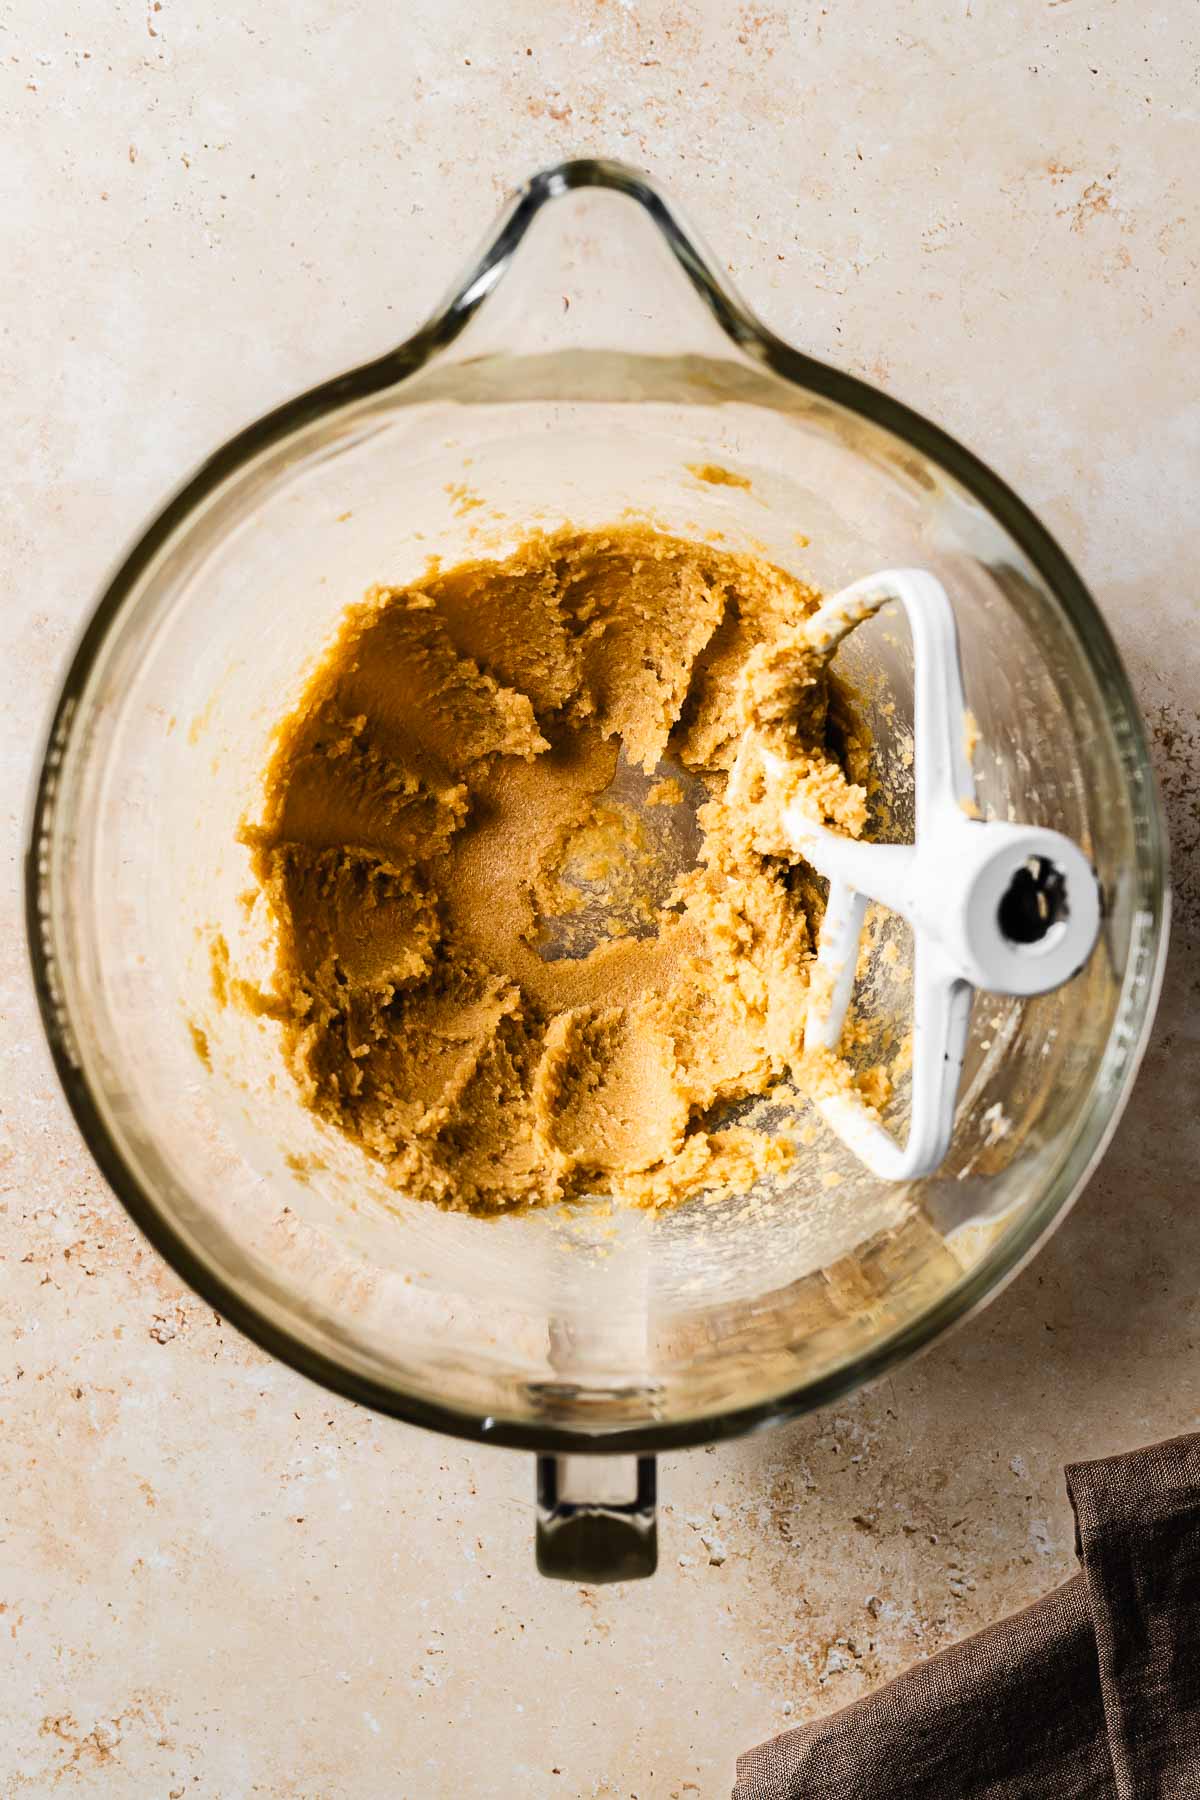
<box><xmin>734</xmin><ymin>1433</ymin><xmax>1200</xmax><ymax>1800</ymax></box>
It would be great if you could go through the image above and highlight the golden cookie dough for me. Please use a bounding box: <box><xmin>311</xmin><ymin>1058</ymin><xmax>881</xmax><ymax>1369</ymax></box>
<box><xmin>242</xmin><ymin>525</ymin><xmax>867</xmax><ymax>1213</ymax></box>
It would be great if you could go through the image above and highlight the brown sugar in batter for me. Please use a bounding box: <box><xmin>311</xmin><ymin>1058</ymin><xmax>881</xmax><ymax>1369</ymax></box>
<box><xmin>242</xmin><ymin>526</ymin><xmax>867</xmax><ymax>1214</ymax></box>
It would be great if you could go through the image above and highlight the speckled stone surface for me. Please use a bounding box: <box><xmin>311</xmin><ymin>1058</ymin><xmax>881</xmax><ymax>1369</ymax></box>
<box><xmin>2</xmin><ymin>3</ymin><xmax>1197</xmax><ymax>1795</ymax></box>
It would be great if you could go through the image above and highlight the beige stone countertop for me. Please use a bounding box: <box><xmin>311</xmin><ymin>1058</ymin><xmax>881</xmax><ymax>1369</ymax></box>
<box><xmin>2</xmin><ymin>3</ymin><xmax>1197</xmax><ymax>1795</ymax></box>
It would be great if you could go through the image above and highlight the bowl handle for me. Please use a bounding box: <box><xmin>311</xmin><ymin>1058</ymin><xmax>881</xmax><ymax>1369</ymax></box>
<box><xmin>535</xmin><ymin>1454</ymin><xmax>658</xmax><ymax>1582</ymax></box>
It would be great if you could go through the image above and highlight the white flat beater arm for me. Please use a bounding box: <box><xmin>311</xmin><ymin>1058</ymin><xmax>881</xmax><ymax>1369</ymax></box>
<box><xmin>750</xmin><ymin>569</ymin><xmax>1101</xmax><ymax>1183</ymax></box>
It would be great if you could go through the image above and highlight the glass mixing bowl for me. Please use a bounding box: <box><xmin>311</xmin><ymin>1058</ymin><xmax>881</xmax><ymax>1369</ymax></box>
<box><xmin>27</xmin><ymin>161</ymin><xmax>1169</xmax><ymax>1580</ymax></box>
